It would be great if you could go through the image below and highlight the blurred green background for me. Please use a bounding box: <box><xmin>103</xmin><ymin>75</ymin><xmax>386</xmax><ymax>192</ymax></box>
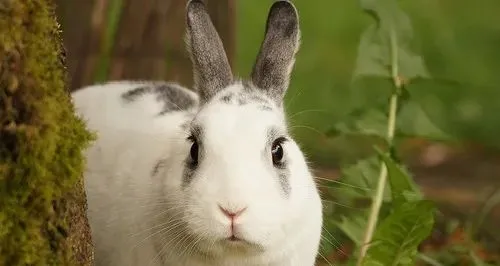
<box><xmin>237</xmin><ymin>0</ymin><xmax>500</xmax><ymax>166</ymax></box>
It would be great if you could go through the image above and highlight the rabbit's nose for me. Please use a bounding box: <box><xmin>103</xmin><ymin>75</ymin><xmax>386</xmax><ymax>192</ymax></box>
<box><xmin>218</xmin><ymin>205</ymin><xmax>247</xmax><ymax>220</ymax></box>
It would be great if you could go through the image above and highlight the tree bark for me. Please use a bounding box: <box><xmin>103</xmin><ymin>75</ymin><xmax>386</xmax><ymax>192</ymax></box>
<box><xmin>109</xmin><ymin>0</ymin><xmax>235</xmax><ymax>88</ymax></box>
<box><xmin>55</xmin><ymin>0</ymin><xmax>109</xmax><ymax>91</ymax></box>
<box><xmin>0</xmin><ymin>0</ymin><xmax>94</xmax><ymax>265</ymax></box>
<box><xmin>108</xmin><ymin>0</ymin><xmax>172</xmax><ymax>81</ymax></box>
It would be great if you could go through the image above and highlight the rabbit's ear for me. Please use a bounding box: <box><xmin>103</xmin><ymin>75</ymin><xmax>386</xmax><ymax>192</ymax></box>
<box><xmin>186</xmin><ymin>0</ymin><xmax>233</xmax><ymax>103</ymax></box>
<box><xmin>251</xmin><ymin>1</ymin><xmax>300</xmax><ymax>104</ymax></box>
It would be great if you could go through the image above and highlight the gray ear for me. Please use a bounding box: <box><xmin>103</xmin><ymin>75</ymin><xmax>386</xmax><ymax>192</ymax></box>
<box><xmin>251</xmin><ymin>0</ymin><xmax>300</xmax><ymax>104</ymax></box>
<box><xmin>185</xmin><ymin>0</ymin><xmax>233</xmax><ymax>103</ymax></box>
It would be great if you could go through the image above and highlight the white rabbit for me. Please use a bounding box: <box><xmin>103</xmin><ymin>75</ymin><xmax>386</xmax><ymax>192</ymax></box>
<box><xmin>71</xmin><ymin>1</ymin><xmax>323</xmax><ymax>265</ymax></box>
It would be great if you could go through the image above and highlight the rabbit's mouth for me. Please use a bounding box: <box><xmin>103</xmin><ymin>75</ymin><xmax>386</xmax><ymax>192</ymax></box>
<box><xmin>223</xmin><ymin>234</ymin><xmax>250</xmax><ymax>246</ymax></box>
<box><xmin>218</xmin><ymin>235</ymin><xmax>265</xmax><ymax>253</ymax></box>
<box><xmin>227</xmin><ymin>235</ymin><xmax>241</xmax><ymax>242</ymax></box>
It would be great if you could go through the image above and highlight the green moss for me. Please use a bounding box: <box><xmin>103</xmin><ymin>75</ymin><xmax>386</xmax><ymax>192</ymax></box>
<box><xmin>0</xmin><ymin>0</ymin><xmax>94</xmax><ymax>265</ymax></box>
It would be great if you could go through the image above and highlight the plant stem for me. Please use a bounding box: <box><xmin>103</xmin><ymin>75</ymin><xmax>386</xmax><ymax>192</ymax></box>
<box><xmin>418</xmin><ymin>254</ymin><xmax>445</xmax><ymax>266</ymax></box>
<box><xmin>356</xmin><ymin>28</ymin><xmax>401</xmax><ymax>265</ymax></box>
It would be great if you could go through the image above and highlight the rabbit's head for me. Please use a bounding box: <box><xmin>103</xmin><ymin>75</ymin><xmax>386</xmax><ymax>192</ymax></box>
<box><xmin>168</xmin><ymin>0</ymin><xmax>322</xmax><ymax>262</ymax></box>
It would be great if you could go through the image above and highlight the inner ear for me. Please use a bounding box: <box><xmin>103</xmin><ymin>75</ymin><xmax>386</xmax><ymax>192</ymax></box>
<box><xmin>185</xmin><ymin>0</ymin><xmax>233</xmax><ymax>104</ymax></box>
<box><xmin>250</xmin><ymin>1</ymin><xmax>300</xmax><ymax>104</ymax></box>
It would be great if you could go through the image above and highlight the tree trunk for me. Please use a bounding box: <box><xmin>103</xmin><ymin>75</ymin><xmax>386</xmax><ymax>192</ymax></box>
<box><xmin>108</xmin><ymin>0</ymin><xmax>172</xmax><ymax>81</ymax></box>
<box><xmin>55</xmin><ymin>0</ymin><xmax>109</xmax><ymax>91</ymax></box>
<box><xmin>0</xmin><ymin>0</ymin><xmax>94</xmax><ymax>265</ymax></box>
<box><xmin>109</xmin><ymin>0</ymin><xmax>235</xmax><ymax>88</ymax></box>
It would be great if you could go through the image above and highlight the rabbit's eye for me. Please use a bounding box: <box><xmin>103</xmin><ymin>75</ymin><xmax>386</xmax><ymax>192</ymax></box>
<box><xmin>271</xmin><ymin>137</ymin><xmax>286</xmax><ymax>166</ymax></box>
<box><xmin>188</xmin><ymin>136</ymin><xmax>199</xmax><ymax>165</ymax></box>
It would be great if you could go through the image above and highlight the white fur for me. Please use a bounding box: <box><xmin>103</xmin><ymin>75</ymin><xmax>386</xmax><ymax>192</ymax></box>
<box><xmin>73</xmin><ymin>81</ymin><xmax>323</xmax><ymax>266</ymax></box>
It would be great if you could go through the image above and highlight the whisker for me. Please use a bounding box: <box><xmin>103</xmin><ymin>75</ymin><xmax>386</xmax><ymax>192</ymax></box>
<box><xmin>285</xmin><ymin>86</ymin><xmax>305</xmax><ymax>110</ymax></box>
<box><xmin>290</xmin><ymin>125</ymin><xmax>327</xmax><ymax>137</ymax></box>
<box><xmin>288</xmin><ymin>109</ymin><xmax>329</xmax><ymax>120</ymax></box>
<box><xmin>314</xmin><ymin>177</ymin><xmax>374</xmax><ymax>191</ymax></box>
<box><xmin>322</xmin><ymin>199</ymin><xmax>365</xmax><ymax>210</ymax></box>
<box><xmin>321</xmin><ymin>227</ymin><xmax>348</xmax><ymax>258</ymax></box>
<box><xmin>317</xmin><ymin>247</ymin><xmax>334</xmax><ymax>266</ymax></box>
<box><xmin>128</xmin><ymin>209</ymin><xmax>186</xmax><ymax>238</ymax></box>
<box><xmin>148</xmin><ymin>227</ymin><xmax>189</xmax><ymax>266</ymax></box>
<box><xmin>131</xmin><ymin>219</ymin><xmax>185</xmax><ymax>253</ymax></box>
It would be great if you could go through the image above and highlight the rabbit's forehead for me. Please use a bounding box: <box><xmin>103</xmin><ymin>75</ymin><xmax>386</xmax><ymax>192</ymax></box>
<box><xmin>194</xmin><ymin>101</ymin><xmax>285</xmax><ymax>145</ymax></box>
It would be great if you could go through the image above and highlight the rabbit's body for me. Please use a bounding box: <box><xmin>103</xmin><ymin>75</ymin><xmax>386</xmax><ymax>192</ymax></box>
<box><xmin>72</xmin><ymin>81</ymin><xmax>198</xmax><ymax>265</ymax></box>
<box><xmin>74</xmin><ymin>1</ymin><xmax>323</xmax><ymax>266</ymax></box>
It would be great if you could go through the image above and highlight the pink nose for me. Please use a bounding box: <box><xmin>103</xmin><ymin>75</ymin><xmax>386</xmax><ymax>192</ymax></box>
<box><xmin>218</xmin><ymin>205</ymin><xmax>247</xmax><ymax>219</ymax></box>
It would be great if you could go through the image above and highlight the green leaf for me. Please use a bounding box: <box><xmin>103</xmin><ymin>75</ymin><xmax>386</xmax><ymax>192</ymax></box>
<box><xmin>396</xmin><ymin>99</ymin><xmax>457</xmax><ymax>143</ymax></box>
<box><xmin>375</xmin><ymin>148</ymin><xmax>422</xmax><ymax>205</ymax></box>
<box><xmin>353</xmin><ymin>0</ymin><xmax>430</xmax><ymax>80</ymax></box>
<box><xmin>330</xmin><ymin>156</ymin><xmax>391</xmax><ymax>203</ymax></box>
<box><xmin>335</xmin><ymin>211</ymin><xmax>370</xmax><ymax>245</ymax></box>
<box><xmin>328</xmin><ymin>108</ymin><xmax>387</xmax><ymax>139</ymax></box>
<box><xmin>361</xmin><ymin>200</ymin><xmax>435</xmax><ymax>266</ymax></box>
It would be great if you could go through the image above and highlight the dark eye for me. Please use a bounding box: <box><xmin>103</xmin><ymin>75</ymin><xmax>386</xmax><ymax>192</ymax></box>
<box><xmin>188</xmin><ymin>136</ymin><xmax>199</xmax><ymax>165</ymax></box>
<box><xmin>271</xmin><ymin>137</ymin><xmax>286</xmax><ymax>166</ymax></box>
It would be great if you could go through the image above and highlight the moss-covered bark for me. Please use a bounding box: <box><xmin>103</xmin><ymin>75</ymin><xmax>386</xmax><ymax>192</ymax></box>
<box><xmin>0</xmin><ymin>0</ymin><xmax>94</xmax><ymax>265</ymax></box>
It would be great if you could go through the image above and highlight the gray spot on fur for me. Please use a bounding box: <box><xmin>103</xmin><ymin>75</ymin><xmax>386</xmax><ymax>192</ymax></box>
<box><xmin>220</xmin><ymin>93</ymin><xmax>233</xmax><ymax>103</ymax></box>
<box><xmin>121</xmin><ymin>82</ymin><xmax>197</xmax><ymax>115</ymax></box>
<box><xmin>278</xmin><ymin>171</ymin><xmax>291</xmax><ymax>196</ymax></box>
<box><xmin>218</xmin><ymin>85</ymin><xmax>274</xmax><ymax>111</ymax></box>
<box><xmin>151</xmin><ymin>159</ymin><xmax>167</xmax><ymax>177</ymax></box>
<box><xmin>238</xmin><ymin>97</ymin><xmax>248</xmax><ymax>105</ymax></box>
<box><xmin>248</xmin><ymin>94</ymin><xmax>269</xmax><ymax>104</ymax></box>
<box><xmin>182</xmin><ymin>167</ymin><xmax>196</xmax><ymax>188</ymax></box>
<box><xmin>182</xmin><ymin>124</ymin><xmax>203</xmax><ymax>187</ymax></box>
<box><xmin>258</xmin><ymin>105</ymin><xmax>273</xmax><ymax>111</ymax></box>
<box><xmin>180</xmin><ymin>121</ymin><xmax>190</xmax><ymax>131</ymax></box>
<box><xmin>266</xmin><ymin>127</ymin><xmax>281</xmax><ymax>149</ymax></box>
<box><xmin>266</xmin><ymin>127</ymin><xmax>290</xmax><ymax>196</ymax></box>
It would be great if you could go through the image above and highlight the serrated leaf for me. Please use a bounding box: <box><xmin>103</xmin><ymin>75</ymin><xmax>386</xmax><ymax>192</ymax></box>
<box><xmin>326</xmin><ymin>105</ymin><xmax>388</xmax><ymax>140</ymax></box>
<box><xmin>375</xmin><ymin>148</ymin><xmax>422</xmax><ymax>205</ymax></box>
<box><xmin>354</xmin><ymin>0</ymin><xmax>430</xmax><ymax>80</ymax></box>
<box><xmin>396</xmin><ymin>99</ymin><xmax>457</xmax><ymax>143</ymax></box>
<box><xmin>330</xmin><ymin>156</ymin><xmax>391</xmax><ymax>203</ymax></box>
<box><xmin>361</xmin><ymin>200</ymin><xmax>435</xmax><ymax>266</ymax></box>
<box><xmin>335</xmin><ymin>211</ymin><xmax>370</xmax><ymax>245</ymax></box>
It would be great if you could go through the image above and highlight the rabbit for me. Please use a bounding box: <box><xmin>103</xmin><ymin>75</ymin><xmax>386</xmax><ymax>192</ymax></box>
<box><xmin>71</xmin><ymin>0</ymin><xmax>323</xmax><ymax>265</ymax></box>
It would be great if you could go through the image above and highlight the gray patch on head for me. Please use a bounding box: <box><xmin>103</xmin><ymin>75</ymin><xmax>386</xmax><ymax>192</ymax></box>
<box><xmin>258</xmin><ymin>105</ymin><xmax>273</xmax><ymax>111</ymax></box>
<box><xmin>220</xmin><ymin>92</ymin><xmax>234</xmax><ymax>103</ymax></box>
<box><xmin>121</xmin><ymin>82</ymin><xmax>198</xmax><ymax>116</ymax></box>
<box><xmin>217</xmin><ymin>86</ymin><xmax>274</xmax><ymax>110</ymax></box>
<box><xmin>121</xmin><ymin>86</ymin><xmax>152</xmax><ymax>101</ymax></box>
<box><xmin>181</xmin><ymin>124</ymin><xmax>204</xmax><ymax>188</ymax></box>
<box><xmin>182</xmin><ymin>167</ymin><xmax>196</xmax><ymax>189</ymax></box>
<box><xmin>248</xmin><ymin>94</ymin><xmax>269</xmax><ymax>104</ymax></box>
<box><xmin>151</xmin><ymin>159</ymin><xmax>168</xmax><ymax>177</ymax></box>
<box><xmin>180</xmin><ymin>121</ymin><xmax>190</xmax><ymax>131</ymax></box>
<box><xmin>278</xmin><ymin>171</ymin><xmax>291</xmax><ymax>196</ymax></box>
<box><xmin>242</xmin><ymin>80</ymin><xmax>254</xmax><ymax>93</ymax></box>
<box><xmin>217</xmin><ymin>84</ymin><xmax>275</xmax><ymax>112</ymax></box>
<box><xmin>237</xmin><ymin>96</ymin><xmax>248</xmax><ymax>105</ymax></box>
<box><xmin>265</xmin><ymin>127</ymin><xmax>291</xmax><ymax>196</ymax></box>
<box><xmin>266</xmin><ymin>127</ymin><xmax>281</xmax><ymax>147</ymax></box>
